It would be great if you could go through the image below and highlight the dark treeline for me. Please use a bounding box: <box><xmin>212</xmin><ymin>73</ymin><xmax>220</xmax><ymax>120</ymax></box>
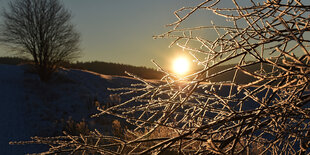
<box><xmin>0</xmin><ymin>57</ymin><xmax>164</xmax><ymax>79</ymax></box>
<box><xmin>0</xmin><ymin>56</ymin><xmax>30</xmax><ymax>65</ymax></box>
<box><xmin>0</xmin><ymin>56</ymin><xmax>277</xmax><ymax>83</ymax></box>
<box><xmin>69</xmin><ymin>61</ymin><xmax>164</xmax><ymax>79</ymax></box>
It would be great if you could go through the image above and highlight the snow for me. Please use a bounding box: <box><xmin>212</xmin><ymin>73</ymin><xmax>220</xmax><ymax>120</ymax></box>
<box><xmin>0</xmin><ymin>64</ymin><xmax>140</xmax><ymax>154</ymax></box>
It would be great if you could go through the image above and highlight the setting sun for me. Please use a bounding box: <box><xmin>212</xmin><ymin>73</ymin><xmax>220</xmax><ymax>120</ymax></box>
<box><xmin>173</xmin><ymin>57</ymin><xmax>190</xmax><ymax>75</ymax></box>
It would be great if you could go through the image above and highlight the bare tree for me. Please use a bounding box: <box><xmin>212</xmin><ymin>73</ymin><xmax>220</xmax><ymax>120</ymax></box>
<box><xmin>0</xmin><ymin>0</ymin><xmax>80</xmax><ymax>81</ymax></box>
<box><xmin>10</xmin><ymin>0</ymin><xmax>310</xmax><ymax>154</ymax></box>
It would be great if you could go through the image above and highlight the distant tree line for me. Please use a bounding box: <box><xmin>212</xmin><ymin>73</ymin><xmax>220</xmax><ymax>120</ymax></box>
<box><xmin>69</xmin><ymin>61</ymin><xmax>165</xmax><ymax>79</ymax></box>
<box><xmin>0</xmin><ymin>56</ymin><xmax>29</xmax><ymax>65</ymax></box>
<box><xmin>0</xmin><ymin>56</ymin><xmax>277</xmax><ymax>82</ymax></box>
<box><xmin>0</xmin><ymin>56</ymin><xmax>272</xmax><ymax>83</ymax></box>
<box><xmin>0</xmin><ymin>57</ymin><xmax>164</xmax><ymax>79</ymax></box>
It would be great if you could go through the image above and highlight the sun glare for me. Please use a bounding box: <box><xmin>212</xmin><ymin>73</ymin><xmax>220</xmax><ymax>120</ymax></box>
<box><xmin>173</xmin><ymin>57</ymin><xmax>190</xmax><ymax>75</ymax></box>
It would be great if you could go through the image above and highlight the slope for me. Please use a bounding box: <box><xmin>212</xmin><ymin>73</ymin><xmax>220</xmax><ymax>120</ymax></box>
<box><xmin>0</xmin><ymin>64</ymin><xmax>140</xmax><ymax>154</ymax></box>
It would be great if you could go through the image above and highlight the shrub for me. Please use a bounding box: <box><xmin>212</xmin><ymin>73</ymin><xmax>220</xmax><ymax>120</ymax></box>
<box><xmin>10</xmin><ymin>0</ymin><xmax>310</xmax><ymax>154</ymax></box>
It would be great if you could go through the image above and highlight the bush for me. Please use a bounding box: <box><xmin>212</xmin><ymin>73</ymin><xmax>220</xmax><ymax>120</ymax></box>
<box><xmin>10</xmin><ymin>0</ymin><xmax>310</xmax><ymax>154</ymax></box>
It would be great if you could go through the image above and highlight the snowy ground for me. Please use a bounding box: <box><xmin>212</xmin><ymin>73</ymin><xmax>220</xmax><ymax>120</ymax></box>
<box><xmin>0</xmin><ymin>64</ymin><xmax>140</xmax><ymax>154</ymax></box>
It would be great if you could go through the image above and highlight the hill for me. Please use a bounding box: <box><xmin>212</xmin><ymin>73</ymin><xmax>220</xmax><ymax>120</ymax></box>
<box><xmin>0</xmin><ymin>57</ymin><xmax>164</xmax><ymax>79</ymax></box>
<box><xmin>0</xmin><ymin>56</ymin><xmax>271</xmax><ymax>84</ymax></box>
<box><xmin>69</xmin><ymin>61</ymin><xmax>164</xmax><ymax>79</ymax></box>
<box><xmin>0</xmin><ymin>64</ymin><xmax>142</xmax><ymax>154</ymax></box>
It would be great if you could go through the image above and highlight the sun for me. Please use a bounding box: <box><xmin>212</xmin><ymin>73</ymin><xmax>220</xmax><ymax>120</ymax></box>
<box><xmin>173</xmin><ymin>57</ymin><xmax>190</xmax><ymax>75</ymax></box>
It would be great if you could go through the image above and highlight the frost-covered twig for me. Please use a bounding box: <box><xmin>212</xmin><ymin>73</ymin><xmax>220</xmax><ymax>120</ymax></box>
<box><xmin>12</xmin><ymin>0</ymin><xmax>310</xmax><ymax>154</ymax></box>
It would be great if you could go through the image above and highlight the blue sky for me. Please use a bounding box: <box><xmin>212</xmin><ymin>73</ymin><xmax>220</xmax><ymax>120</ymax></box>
<box><xmin>1</xmin><ymin>0</ymin><xmax>308</xmax><ymax>69</ymax></box>
<box><xmin>61</xmin><ymin>0</ymin><xmax>189</xmax><ymax>68</ymax></box>
<box><xmin>0</xmin><ymin>0</ymin><xmax>229</xmax><ymax>68</ymax></box>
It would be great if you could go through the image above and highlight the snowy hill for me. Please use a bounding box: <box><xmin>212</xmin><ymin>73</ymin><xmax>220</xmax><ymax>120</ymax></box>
<box><xmin>0</xmin><ymin>64</ymin><xmax>141</xmax><ymax>154</ymax></box>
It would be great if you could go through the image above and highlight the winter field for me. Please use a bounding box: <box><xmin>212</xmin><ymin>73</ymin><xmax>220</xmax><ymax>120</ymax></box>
<box><xmin>1</xmin><ymin>63</ymin><xmax>309</xmax><ymax>154</ymax></box>
<box><xmin>0</xmin><ymin>64</ymin><xmax>143</xmax><ymax>154</ymax></box>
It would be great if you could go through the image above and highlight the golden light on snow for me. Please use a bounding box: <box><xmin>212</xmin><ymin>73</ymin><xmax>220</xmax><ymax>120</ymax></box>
<box><xmin>172</xmin><ymin>57</ymin><xmax>190</xmax><ymax>75</ymax></box>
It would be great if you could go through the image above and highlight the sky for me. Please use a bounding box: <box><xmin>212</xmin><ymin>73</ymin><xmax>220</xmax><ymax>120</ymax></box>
<box><xmin>0</xmin><ymin>0</ymin><xmax>308</xmax><ymax>70</ymax></box>
<box><xmin>0</xmin><ymin>0</ymin><xmax>214</xmax><ymax>69</ymax></box>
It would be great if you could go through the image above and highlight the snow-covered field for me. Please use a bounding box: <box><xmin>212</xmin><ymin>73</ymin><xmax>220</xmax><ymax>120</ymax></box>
<box><xmin>0</xmin><ymin>64</ymin><xmax>140</xmax><ymax>154</ymax></box>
